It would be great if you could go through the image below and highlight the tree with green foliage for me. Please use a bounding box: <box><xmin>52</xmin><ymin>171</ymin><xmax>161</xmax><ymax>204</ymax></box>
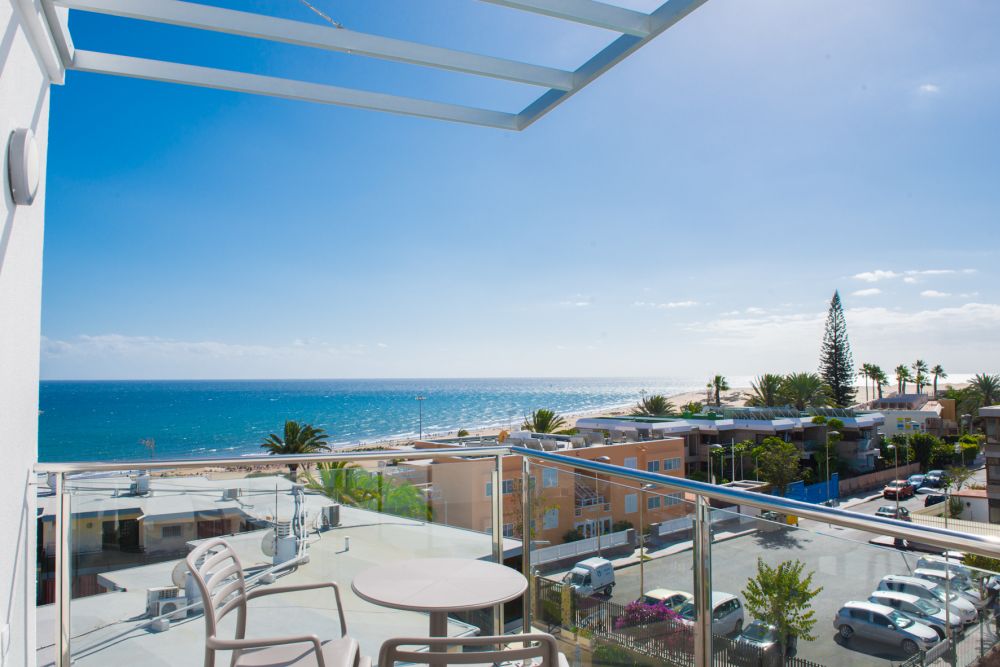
<box><xmin>523</xmin><ymin>408</ymin><xmax>569</xmax><ymax>434</ymax></box>
<box><xmin>747</xmin><ymin>374</ymin><xmax>785</xmax><ymax>407</ymax></box>
<box><xmin>304</xmin><ymin>461</ymin><xmax>370</xmax><ymax>505</ymax></box>
<box><xmin>912</xmin><ymin>359</ymin><xmax>929</xmax><ymax>394</ymax></box>
<box><xmin>819</xmin><ymin>291</ymin><xmax>856</xmax><ymax>407</ymax></box>
<box><xmin>711</xmin><ymin>375</ymin><xmax>730</xmax><ymax>406</ymax></box>
<box><xmin>872</xmin><ymin>365</ymin><xmax>889</xmax><ymax>399</ymax></box>
<box><xmin>757</xmin><ymin>437</ymin><xmax>801</xmax><ymax>495</ymax></box>
<box><xmin>742</xmin><ymin>558</ymin><xmax>823</xmax><ymax>660</ymax></box>
<box><xmin>931</xmin><ymin>365</ymin><xmax>947</xmax><ymax>398</ymax></box>
<box><xmin>632</xmin><ymin>392</ymin><xmax>675</xmax><ymax>417</ymax></box>
<box><xmin>811</xmin><ymin>417</ymin><xmax>843</xmax><ymax>482</ymax></box>
<box><xmin>970</xmin><ymin>373</ymin><xmax>1000</xmax><ymax>410</ymax></box>
<box><xmin>907</xmin><ymin>433</ymin><xmax>941</xmax><ymax>470</ymax></box>
<box><xmin>457</xmin><ymin>429</ymin><xmax>469</xmax><ymax>437</ymax></box>
<box><xmin>681</xmin><ymin>401</ymin><xmax>703</xmax><ymax>415</ymax></box>
<box><xmin>780</xmin><ymin>372</ymin><xmax>832</xmax><ymax>411</ymax></box>
<box><xmin>260</xmin><ymin>420</ymin><xmax>331</xmax><ymax>481</ymax></box>
<box><xmin>859</xmin><ymin>363</ymin><xmax>877</xmax><ymax>403</ymax></box>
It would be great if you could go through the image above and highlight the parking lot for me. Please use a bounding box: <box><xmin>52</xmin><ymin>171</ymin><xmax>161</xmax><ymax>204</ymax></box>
<box><xmin>564</xmin><ymin>470</ymin><xmax>995</xmax><ymax>666</ymax></box>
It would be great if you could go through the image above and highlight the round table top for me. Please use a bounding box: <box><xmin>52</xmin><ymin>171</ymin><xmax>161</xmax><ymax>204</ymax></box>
<box><xmin>352</xmin><ymin>558</ymin><xmax>527</xmax><ymax>613</ymax></box>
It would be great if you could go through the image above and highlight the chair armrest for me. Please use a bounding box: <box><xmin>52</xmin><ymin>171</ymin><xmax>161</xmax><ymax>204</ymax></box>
<box><xmin>208</xmin><ymin>634</ymin><xmax>326</xmax><ymax>667</ymax></box>
<box><xmin>247</xmin><ymin>581</ymin><xmax>348</xmax><ymax>636</ymax></box>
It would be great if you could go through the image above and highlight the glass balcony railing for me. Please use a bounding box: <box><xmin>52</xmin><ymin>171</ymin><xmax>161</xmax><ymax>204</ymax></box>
<box><xmin>34</xmin><ymin>446</ymin><xmax>1000</xmax><ymax>667</ymax></box>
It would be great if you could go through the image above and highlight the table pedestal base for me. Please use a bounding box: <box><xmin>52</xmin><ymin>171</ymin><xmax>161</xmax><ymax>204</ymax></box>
<box><xmin>429</xmin><ymin>612</ymin><xmax>448</xmax><ymax>651</ymax></box>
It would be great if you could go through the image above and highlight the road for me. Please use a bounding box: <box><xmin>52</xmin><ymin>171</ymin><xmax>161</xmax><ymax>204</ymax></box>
<box><xmin>573</xmin><ymin>469</ymin><xmax>993</xmax><ymax>666</ymax></box>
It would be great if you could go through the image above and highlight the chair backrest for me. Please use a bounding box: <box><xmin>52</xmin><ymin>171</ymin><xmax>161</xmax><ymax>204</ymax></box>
<box><xmin>379</xmin><ymin>633</ymin><xmax>560</xmax><ymax>667</ymax></box>
<box><xmin>186</xmin><ymin>538</ymin><xmax>249</xmax><ymax>662</ymax></box>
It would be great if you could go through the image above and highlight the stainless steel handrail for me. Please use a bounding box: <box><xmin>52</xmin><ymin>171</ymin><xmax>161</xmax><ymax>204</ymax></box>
<box><xmin>514</xmin><ymin>447</ymin><xmax>1000</xmax><ymax>558</ymax></box>
<box><xmin>33</xmin><ymin>446</ymin><xmax>510</xmax><ymax>473</ymax></box>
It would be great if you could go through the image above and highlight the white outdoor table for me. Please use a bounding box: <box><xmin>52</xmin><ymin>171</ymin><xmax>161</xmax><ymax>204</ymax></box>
<box><xmin>352</xmin><ymin>557</ymin><xmax>527</xmax><ymax>641</ymax></box>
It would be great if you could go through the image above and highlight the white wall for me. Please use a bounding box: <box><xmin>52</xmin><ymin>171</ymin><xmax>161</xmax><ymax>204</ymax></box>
<box><xmin>1</xmin><ymin>2</ymin><xmax>56</xmax><ymax>665</ymax></box>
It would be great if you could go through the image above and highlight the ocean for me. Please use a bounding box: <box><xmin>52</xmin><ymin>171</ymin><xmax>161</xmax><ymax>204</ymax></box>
<box><xmin>38</xmin><ymin>377</ymin><xmax>707</xmax><ymax>462</ymax></box>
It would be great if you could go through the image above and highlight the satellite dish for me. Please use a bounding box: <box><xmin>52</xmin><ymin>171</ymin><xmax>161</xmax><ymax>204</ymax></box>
<box><xmin>171</xmin><ymin>561</ymin><xmax>189</xmax><ymax>590</ymax></box>
<box><xmin>261</xmin><ymin>529</ymin><xmax>276</xmax><ymax>558</ymax></box>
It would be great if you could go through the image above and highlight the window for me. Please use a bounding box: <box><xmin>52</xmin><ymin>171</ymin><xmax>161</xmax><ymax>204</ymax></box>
<box><xmin>663</xmin><ymin>493</ymin><xmax>682</xmax><ymax>507</ymax></box>
<box><xmin>161</xmin><ymin>525</ymin><xmax>182</xmax><ymax>538</ymax></box>
<box><xmin>543</xmin><ymin>508</ymin><xmax>559</xmax><ymax>530</ymax></box>
<box><xmin>647</xmin><ymin>460</ymin><xmax>660</xmax><ymax>473</ymax></box>
<box><xmin>871</xmin><ymin>613</ymin><xmax>892</xmax><ymax>628</ymax></box>
<box><xmin>625</xmin><ymin>493</ymin><xmax>638</xmax><ymax>514</ymax></box>
<box><xmin>485</xmin><ymin>482</ymin><xmax>492</xmax><ymax>497</ymax></box>
<box><xmin>849</xmin><ymin>609</ymin><xmax>870</xmax><ymax>621</ymax></box>
<box><xmin>623</xmin><ymin>456</ymin><xmax>638</xmax><ymax>469</ymax></box>
<box><xmin>503</xmin><ymin>523</ymin><xmax>514</xmax><ymax>538</ymax></box>
<box><xmin>647</xmin><ymin>496</ymin><xmax>661</xmax><ymax>510</ymax></box>
<box><xmin>663</xmin><ymin>457</ymin><xmax>681</xmax><ymax>471</ymax></box>
<box><xmin>542</xmin><ymin>468</ymin><xmax>559</xmax><ymax>488</ymax></box>
<box><xmin>502</xmin><ymin>479</ymin><xmax>515</xmax><ymax>495</ymax></box>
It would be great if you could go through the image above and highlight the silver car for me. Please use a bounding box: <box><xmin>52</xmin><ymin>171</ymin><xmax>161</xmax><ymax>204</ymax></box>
<box><xmin>913</xmin><ymin>568</ymin><xmax>986</xmax><ymax>610</ymax></box>
<box><xmin>868</xmin><ymin>590</ymin><xmax>963</xmax><ymax>639</ymax></box>
<box><xmin>833</xmin><ymin>601</ymin><xmax>938</xmax><ymax>655</ymax></box>
<box><xmin>878</xmin><ymin>575</ymin><xmax>978</xmax><ymax>624</ymax></box>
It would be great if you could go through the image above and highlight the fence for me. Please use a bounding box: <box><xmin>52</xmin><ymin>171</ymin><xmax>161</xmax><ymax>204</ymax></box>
<box><xmin>532</xmin><ymin>529</ymin><xmax>632</xmax><ymax>566</ymax></box>
<box><xmin>839</xmin><ymin>463</ymin><xmax>921</xmax><ymax>496</ymax></box>
<box><xmin>782</xmin><ymin>474</ymin><xmax>839</xmax><ymax>504</ymax></box>
<box><xmin>911</xmin><ymin>514</ymin><xmax>1000</xmax><ymax>539</ymax></box>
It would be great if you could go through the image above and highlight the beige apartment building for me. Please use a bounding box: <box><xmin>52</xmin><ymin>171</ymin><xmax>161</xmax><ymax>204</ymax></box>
<box><xmin>982</xmin><ymin>406</ymin><xmax>1000</xmax><ymax>523</ymax></box>
<box><xmin>403</xmin><ymin>437</ymin><xmax>688</xmax><ymax>545</ymax></box>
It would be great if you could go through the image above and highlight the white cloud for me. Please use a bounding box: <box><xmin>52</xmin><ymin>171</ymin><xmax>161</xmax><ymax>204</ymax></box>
<box><xmin>918</xmin><ymin>83</ymin><xmax>940</xmax><ymax>94</ymax></box>
<box><xmin>744</xmin><ymin>307</ymin><xmax>766</xmax><ymax>315</ymax></box>
<box><xmin>376</xmin><ymin>342</ymin><xmax>389</xmax><ymax>348</ymax></box>
<box><xmin>853</xmin><ymin>270</ymin><xmax>900</xmax><ymax>283</ymax></box>
<box><xmin>851</xmin><ymin>288</ymin><xmax>882</xmax><ymax>297</ymax></box>
<box><xmin>633</xmin><ymin>300</ymin><xmax>699</xmax><ymax>309</ymax></box>
<box><xmin>920</xmin><ymin>290</ymin><xmax>951</xmax><ymax>298</ymax></box>
<box><xmin>903</xmin><ymin>277</ymin><xmax>918</xmax><ymax>284</ymax></box>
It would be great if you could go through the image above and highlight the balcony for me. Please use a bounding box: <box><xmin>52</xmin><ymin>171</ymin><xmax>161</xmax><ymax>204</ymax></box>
<box><xmin>33</xmin><ymin>447</ymin><xmax>1000</xmax><ymax>667</ymax></box>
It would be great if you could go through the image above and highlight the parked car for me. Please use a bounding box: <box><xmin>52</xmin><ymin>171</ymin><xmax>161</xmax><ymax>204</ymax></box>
<box><xmin>731</xmin><ymin>620</ymin><xmax>796</xmax><ymax>667</ymax></box>
<box><xmin>640</xmin><ymin>589</ymin><xmax>693</xmax><ymax>610</ymax></box>
<box><xmin>908</xmin><ymin>474</ymin><xmax>927</xmax><ymax>489</ymax></box>
<box><xmin>877</xmin><ymin>575</ymin><xmax>977</xmax><ymax>624</ymax></box>
<box><xmin>917</xmin><ymin>556</ymin><xmax>974</xmax><ymax>581</ymax></box>
<box><xmin>924</xmin><ymin>470</ymin><xmax>947</xmax><ymax>488</ymax></box>
<box><xmin>924</xmin><ymin>493</ymin><xmax>947</xmax><ymax>507</ymax></box>
<box><xmin>884</xmin><ymin>480</ymin><xmax>915</xmax><ymax>500</ymax></box>
<box><xmin>912</xmin><ymin>569</ymin><xmax>986</xmax><ymax>609</ymax></box>
<box><xmin>875</xmin><ymin>506</ymin><xmax>912</xmax><ymax>521</ymax></box>
<box><xmin>868</xmin><ymin>590</ymin><xmax>963</xmax><ymax>639</ymax></box>
<box><xmin>677</xmin><ymin>592</ymin><xmax>745</xmax><ymax>636</ymax></box>
<box><xmin>563</xmin><ymin>557</ymin><xmax>615</xmax><ymax>596</ymax></box>
<box><xmin>833</xmin><ymin>601</ymin><xmax>939</xmax><ymax>655</ymax></box>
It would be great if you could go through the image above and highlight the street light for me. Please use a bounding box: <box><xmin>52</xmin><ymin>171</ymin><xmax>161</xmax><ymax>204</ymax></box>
<box><xmin>887</xmin><ymin>443</ymin><xmax>900</xmax><ymax>514</ymax></box>
<box><xmin>415</xmin><ymin>396</ymin><xmax>426</xmax><ymax>440</ymax></box>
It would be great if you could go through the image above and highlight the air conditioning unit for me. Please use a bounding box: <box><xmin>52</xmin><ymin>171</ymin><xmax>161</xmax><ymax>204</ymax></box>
<box><xmin>322</xmin><ymin>505</ymin><xmax>340</xmax><ymax>529</ymax></box>
<box><xmin>146</xmin><ymin>586</ymin><xmax>182</xmax><ymax>618</ymax></box>
<box><xmin>154</xmin><ymin>596</ymin><xmax>189</xmax><ymax>621</ymax></box>
<box><xmin>222</xmin><ymin>488</ymin><xmax>242</xmax><ymax>501</ymax></box>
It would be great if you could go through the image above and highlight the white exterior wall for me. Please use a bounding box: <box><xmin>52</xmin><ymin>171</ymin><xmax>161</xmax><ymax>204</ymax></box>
<box><xmin>877</xmin><ymin>409</ymin><xmax>940</xmax><ymax>438</ymax></box>
<box><xmin>957</xmin><ymin>496</ymin><xmax>989</xmax><ymax>523</ymax></box>
<box><xmin>1</xmin><ymin>3</ymin><xmax>58</xmax><ymax>665</ymax></box>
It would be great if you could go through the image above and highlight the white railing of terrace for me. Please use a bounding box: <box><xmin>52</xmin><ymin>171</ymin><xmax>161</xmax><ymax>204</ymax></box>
<box><xmin>36</xmin><ymin>445</ymin><xmax>1000</xmax><ymax>667</ymax></box>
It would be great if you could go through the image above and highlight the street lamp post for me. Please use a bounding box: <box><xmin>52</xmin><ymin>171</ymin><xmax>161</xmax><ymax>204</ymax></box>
<box><xmin>415</xmin><ymin>395</ymin><xmax>426</xmax><ymax>440</ymax></box>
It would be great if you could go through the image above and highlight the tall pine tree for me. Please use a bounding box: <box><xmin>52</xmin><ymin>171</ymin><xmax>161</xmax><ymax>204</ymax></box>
<box><xmin>819</xmin><ymin>291</ymin><xmax>856</xmax><ymax>407</ymax></box>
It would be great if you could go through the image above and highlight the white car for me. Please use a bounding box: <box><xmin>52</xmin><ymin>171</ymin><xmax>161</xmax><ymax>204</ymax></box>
<box><xmin>677</xmin><ymin>592</ymin><xmax>744</xmax><ymax>636</ymax></box>
<box><xmin>912</xmin><ymin>568</ymin><xmax>986</xmax><ymax>609</ymax></box>
<box><xmin>868</xmin><ymin>590</ymin><xmax>963</xmax><ymax>639</ymax></box>
<box><xmin>878</xmin><ymin>575</ymin><xmax>977</xmax><ymax>624</ymax></box>
<box><xmin>640</xmin><ymin>589</ymin><xmax>693</xmax><ymax>610</ymax></box>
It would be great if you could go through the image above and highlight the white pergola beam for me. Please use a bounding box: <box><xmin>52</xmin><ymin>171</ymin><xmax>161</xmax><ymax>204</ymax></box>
<box><xmin>70</xmin><ymin>50</ymin><xmax>520</xmax><ymax>129</ymax></box>
<box><xmin>479</xmin><ymin>0</ymin><xmax>651</xmax><ymax>36</ymax></box>
<box><xmin>51</xmin><ymin>0</ymin><xmax>575</xmax><ymax>91</ymax></box>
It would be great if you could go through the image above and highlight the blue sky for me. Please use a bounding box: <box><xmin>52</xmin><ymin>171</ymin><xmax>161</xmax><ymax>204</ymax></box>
<box><xmin>40</xmin><ymin>0</ymin><xmax>1000</xmax><ymax>380</ymax></box>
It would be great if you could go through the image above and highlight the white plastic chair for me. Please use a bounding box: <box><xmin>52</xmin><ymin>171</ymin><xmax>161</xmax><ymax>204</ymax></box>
<box><xmin>378</xmin><ymin>633</ymin><xmax>568</xmax><ymax>667</ymax></box>
<box><xmin>186</xmin><ymin>538</ymin><xmax>366</xmax><ymax>667</ymax></box>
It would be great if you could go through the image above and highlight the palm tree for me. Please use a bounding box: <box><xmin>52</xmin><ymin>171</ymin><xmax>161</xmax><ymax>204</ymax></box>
<box><xmin>912</xmin><ymin>359</ymin><xmax>929</xmax><ymax>394</ymax></box>
<box><xmin>304</xmin><ymin>461</ymin><xmax>372</xmax><ymax>505</ymax></box>
<box><xmin>711</xmin><ymin>374</ymin><xmax>730</xmax><ymax>406</ymax></box>
<box><xmin>681</xmin><ymin>401</ymin><xmax>704</xmax><ymax>414</ymax></box>
<box><xmin>894</xmin><ymin>365</ymin><xmax>912</xmax><ymax>394</ymax></box>
<box><xmin>779</xmin><ymin>373</ymin><xmax>832</xmax><ymax>411</ymax></box>
<box><xmin>859</xmin><ymin>364</ymin><xmax>876</xmax><ymax>402</ymax></box>
<box><xmin>969</xmin><ymin>373</ymin><xmax>1000</xmax><ymax>409</ymax></box>
<box><xmin>931</xmin><ymin>365</ymin><xmax>947</xmax><ymax>398</ymax></box>
<box><xmin>872</xmin><ymin>366</ymin><xmax>889</xmax><ymax>399</ymax></box>
<box><xmin>260</xmin><ymin>420</ymin><xmax>331</xmax><ymax>481</ymax></box>
<box><xmin>747</xmin><ymin>374</ymin><xmax>784</xmax><ymax>407</ymax></box>
<box><xmin>632</xmin><ymin>393</ymin><xmax>675</xmax><ymax>417</ymax></box>
<box><xmin>523</xmin><ymin>408</ymin><xmax>568</xmax><ymax>434</ymax></box>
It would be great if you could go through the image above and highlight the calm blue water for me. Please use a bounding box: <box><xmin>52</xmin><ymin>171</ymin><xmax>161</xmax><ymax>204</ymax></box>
<box><xmin>38</xmin><ymin>378</ymin><xmax>704</xmax><ymax>462</ymax></box>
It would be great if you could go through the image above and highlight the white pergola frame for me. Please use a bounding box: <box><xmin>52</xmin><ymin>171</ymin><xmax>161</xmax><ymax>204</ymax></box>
<box><xmin>29</xmin><ymin>0</ymin><xmax>708</xmax><ymax>128</ymax></box>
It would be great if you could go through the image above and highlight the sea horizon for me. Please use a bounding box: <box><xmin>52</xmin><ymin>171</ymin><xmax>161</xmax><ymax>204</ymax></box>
<box><xmin>39</xmin><ymin>376</ymin><xmax>734</xmax><ymax>463</ymax></box>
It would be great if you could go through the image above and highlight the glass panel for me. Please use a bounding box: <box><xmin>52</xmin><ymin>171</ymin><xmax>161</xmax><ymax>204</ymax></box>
<box><xmin>45</xmin><ymin>453</ymin><xmax>503</xmax><ymax>665</ymax></box>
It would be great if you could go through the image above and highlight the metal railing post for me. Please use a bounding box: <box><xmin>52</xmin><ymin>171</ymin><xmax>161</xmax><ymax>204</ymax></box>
<box><xmin>55</xmin><ymin>472</ymin><xmax>71</xmax><ymax>667</ymax></box>
<box><xmin>521</xmin><ymin>456</ymin><xmax>532</xmax><ymax>633</ymax></box>
<box><xmin>492</xmin><ymin>453</ymin><xmax>505</xmax><ymax>634</ymax></box>
<box><xmin>693</xmin><ymin>494</ymin><xmax>713</xmax><ymax>667</ymax></box>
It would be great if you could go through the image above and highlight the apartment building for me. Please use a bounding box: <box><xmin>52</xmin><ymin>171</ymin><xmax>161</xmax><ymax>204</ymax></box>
<box><xmin>857</xmin><ymin>394</ymin><xmax>959</xmax><ymax>438</ymax></box>
<box><xmin>403</xmin><ymin>434</ymin><xmax>688</xmax><ymax>544</ymax></box>
<box><xmin>982</xmin><ymin>406</ymin><xmax>1000</xmax><ymax>524</ymax></box>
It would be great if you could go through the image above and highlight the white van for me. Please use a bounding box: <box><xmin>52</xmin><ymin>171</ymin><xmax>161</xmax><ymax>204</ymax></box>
<box><xmin>563</xmin><ymin>557</ymin><xmax>615</xmax><ymax>596</ymax></box>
